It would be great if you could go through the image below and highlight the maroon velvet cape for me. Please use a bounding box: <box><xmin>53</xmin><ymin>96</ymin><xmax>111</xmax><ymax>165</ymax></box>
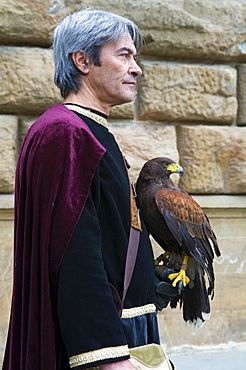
<box><xmin>3</xmin><ymin>104</ymin><xmax>106</xmax><ymax>369</ymax></box>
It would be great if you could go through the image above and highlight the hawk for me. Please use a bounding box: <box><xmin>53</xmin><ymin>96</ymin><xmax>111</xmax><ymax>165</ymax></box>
<box><xmin>136</xmin><ymin>157</ymin><xmax>221</xmax><ymax>330</ymax></box>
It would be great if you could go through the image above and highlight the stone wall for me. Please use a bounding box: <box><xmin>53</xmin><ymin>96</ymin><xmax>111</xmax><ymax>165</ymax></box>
<box><xmin>1</xmin><ymin>0</ymin><xmax>246</xmax><ymax>365</ymax></box>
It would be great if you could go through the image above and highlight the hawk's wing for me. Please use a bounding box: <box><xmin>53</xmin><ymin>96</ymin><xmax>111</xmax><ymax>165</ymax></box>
<box><xmin>155</xmin><ymin>188</ymin><xmax>220</xmax><ymax>291</ymax></box>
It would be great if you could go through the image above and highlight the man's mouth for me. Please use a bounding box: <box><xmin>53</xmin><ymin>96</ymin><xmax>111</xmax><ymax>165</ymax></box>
<box><xmin>124</xmin><ymin>80</ymin><xmax>136</xmax><ymax>86</ymax></box>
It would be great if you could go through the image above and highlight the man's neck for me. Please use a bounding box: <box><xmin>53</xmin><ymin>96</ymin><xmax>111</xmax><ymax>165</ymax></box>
<box><xmin>64</xmin><ymin>91</ymin><xmax>111</xmax><ymax>116</ymax></box>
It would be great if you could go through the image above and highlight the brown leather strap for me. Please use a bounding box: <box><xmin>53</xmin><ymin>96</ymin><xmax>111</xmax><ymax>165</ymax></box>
<box><xmin>123</xmin><ymin>163</ymin><xmax>141</xmax><ymax>305</ymax></box>
<box><xmin>122</xmin><ymin>226</ymin><xmax>141</xmax><ymax>305</ymax></box>
<box><xmin>112</xmin><ymin>156</ymin><xmax>142</xmax><ymax>316</ymax></box>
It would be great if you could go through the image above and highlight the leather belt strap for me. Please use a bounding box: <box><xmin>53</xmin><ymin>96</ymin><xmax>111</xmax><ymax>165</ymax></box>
<box><xmin>120</xmin><ymin>158</ymin><xmax>142</xmax><ymax>314</ymax></box>
<box><xmin>122</xmin><ymin>226</ymin><xmax>140</xmax><ymax>305</ymax></box>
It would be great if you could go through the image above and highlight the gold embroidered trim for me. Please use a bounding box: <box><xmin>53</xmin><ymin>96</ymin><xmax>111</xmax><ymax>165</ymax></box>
<box><xmin>121</xmin><ymin>303</ymin><xmax>156</xmax><ymax>319</ymax></box>
<box><xmin>69</xmin><ymin>345</ymin><xmax>129</xmax><ymax>368</ymax></box>
<box><xmin>64</xmin><ymin>104</ymin><xmax>108</xmax><ymax>128</ymax></box>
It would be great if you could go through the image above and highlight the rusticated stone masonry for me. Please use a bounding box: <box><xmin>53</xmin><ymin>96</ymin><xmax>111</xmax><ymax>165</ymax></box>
<box><xmin>0</xmin><ymin>0</ymin><xmax>246</xmax><ymax>364</ymax></box>
<box><xmin>1</xmin><ymin>0</ymin><xmax>246</xmax><ymax>192</ymax></box>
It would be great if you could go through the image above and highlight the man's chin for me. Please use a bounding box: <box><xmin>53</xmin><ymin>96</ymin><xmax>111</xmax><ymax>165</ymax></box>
<box><xmin>109</xmin><ymin>93</ymin><xmax>136</xmax><ymax>108</ymax></box>
<box><xmin>119</xmin><ymin>94</ymin><xmax>135</xmax><ymax>105</ymax></box>
<box><xmin>112</xmin><ymin>100</ymin><xmax>133</xmax><ymax>108</ymax></box>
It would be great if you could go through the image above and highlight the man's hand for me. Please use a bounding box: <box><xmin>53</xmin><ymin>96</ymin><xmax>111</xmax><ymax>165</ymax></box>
<box><xmin>155</xmin><ymin>268</ymin><xmax>180</xmax><ymax>311</ymax></box>
<box><xmin>99</xmin><ymin>359</ymin><xmax>136</xmax><ymax>370</ymax></box>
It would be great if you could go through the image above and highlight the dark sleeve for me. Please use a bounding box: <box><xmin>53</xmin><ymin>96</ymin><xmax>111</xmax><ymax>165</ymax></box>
<box><xmin>57</xmin><ymin>179</ymin><xmax>130</xmax><ymax>369</ymax></box>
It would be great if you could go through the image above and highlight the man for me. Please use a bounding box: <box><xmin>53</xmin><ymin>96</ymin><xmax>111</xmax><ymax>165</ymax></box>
<box><xmin>3</xmin><ymin>9</ymin><xmax>168</xmax><ymax>370</ymax></box>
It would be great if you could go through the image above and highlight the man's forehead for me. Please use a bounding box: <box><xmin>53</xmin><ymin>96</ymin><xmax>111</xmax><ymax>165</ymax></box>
<box><xmin>104</xmin><ymin>33</ymin><xmax>137</xmax><ymax>54</ymax></box>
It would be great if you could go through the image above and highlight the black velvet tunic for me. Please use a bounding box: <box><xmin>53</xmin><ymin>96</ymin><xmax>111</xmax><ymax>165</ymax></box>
<box><xmin>56</xmin><ymin>105</ymin><xmax>160</xmax><ymax>369</ymax></box>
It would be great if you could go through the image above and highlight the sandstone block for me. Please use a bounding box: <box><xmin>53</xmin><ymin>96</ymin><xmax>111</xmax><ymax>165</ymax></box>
<box><xmin>108</xmin><ymin>121</ymin><xmax>179</xmax><ymax>182</ymax></box>
<box><xmin>0</xmin><ymin>0</ymin><xmax>62</xmax><ymax>47</ymax></box>
<box><xmin>0</xmin><ymin>47</ymin><xmax>62</xmax><ymax>115</ymax></box>
<box><xmin>0</xmin><ymin>116</ymin><xmax>18</xmax><ymax>193</ymax></box>
<box><xmin>137</xmin><ymin>0</ymin><xmax>246</xmax><ymax>62</ymax></box>
<box><xmin>109</xmin><ymin>102</ymin><xmax>134</xmax><ymax>119</ymax></box>
<box><xmin>0</xmin><ymin>195</ymin><xmax>14</xmax><ymax>210</ymax></box>
<box><xmin>208</xmin><ymin>215</ymin><xmax>246</xmax><ymax>276</ymax></box>
<box><xmin>19</xmin><ymin>116</ymin><xmax>38</xmax><ymax>145</ymax></box>
<box><xmin>66</xmin><ymin>0</ymin><xmax>246</xmax><ymax>62</ymax></box>
<box><xmin>138</xmin><ymin>61</ymin><xmax>237</xmax><ymax>122</ymax></box>
<box><xmin>1</xmin><ymin>1</ymin><xmax>246</xmax><ymax>62</ymax></box>
<box><xmin>176</xmin><ymin>126</ymin><xmax>246</xmax><ymax>194</ymax></box>
<box><xmin>0</xmin><ymin>215</ymin><xmax>14</xmax><ymax>366</ymax></box>
<box><xmin>213</xmin><ymin>274</ymin><xmax>246</xmax><ymax>312</ymax></box>
<box><xmin>0</xmin><ymin>218</ymin><xmax>13</xmax><ymax>284</ymax></box>
<box><xmin>193</xmin><ymin>196</ymin><xmax>246</xmax><ymax>276</ymax></box>
<box><xmin>0</xmin><ymin>281</ymin><xmax>12</xmax><ymax>367</ymax></box>
<box><xmin>237</xmin><ymin>64</ymin><xmax>246</xmax><ymax>125</ymax></box>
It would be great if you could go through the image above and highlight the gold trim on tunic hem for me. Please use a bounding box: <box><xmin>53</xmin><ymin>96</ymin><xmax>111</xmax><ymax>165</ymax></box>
<box><xmin>64</xmin><ymin>104</ymin><xmax>108</xmax><ymax>128</ymax></box>
<box><xmin>69</xmin><ymin>345</ymin><xmax>129</xmax><ymax>368</ymax></box>
<box><xmin>121</xmin><ymin>303</ymin><xmax>156</xmax><ymax>319</ymax></box>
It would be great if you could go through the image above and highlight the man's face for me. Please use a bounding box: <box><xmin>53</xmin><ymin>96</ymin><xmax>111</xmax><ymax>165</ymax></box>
<box><xmin>86</xmin><ymin>33</ymin><xmax>142</xmax><ymax>109</ymax></box>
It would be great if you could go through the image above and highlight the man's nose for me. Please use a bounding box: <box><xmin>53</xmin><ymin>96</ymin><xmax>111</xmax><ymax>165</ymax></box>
<box><xmin>129</xmin><ymin>59</ymin><xmax>142</xmax><ymax>77</ymax></box>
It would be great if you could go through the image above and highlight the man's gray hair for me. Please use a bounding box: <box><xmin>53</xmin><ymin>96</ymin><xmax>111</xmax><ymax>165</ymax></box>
<box><xmin>53</xmin><ymin>9</ymin><xmax>143</xmax><ymax>99</ymax></box>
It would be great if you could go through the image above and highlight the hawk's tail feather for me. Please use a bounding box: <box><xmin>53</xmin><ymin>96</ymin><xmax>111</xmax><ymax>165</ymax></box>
<box><xmin>182</xmin><ymin>266</ymin><xmax>210</xmax><ymax>331</ymax></box>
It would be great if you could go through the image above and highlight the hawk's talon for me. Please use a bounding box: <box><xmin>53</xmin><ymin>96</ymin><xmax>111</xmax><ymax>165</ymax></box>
<box><xmin>168</xmin><ymin>268</ymin><xmax>190</xmax><ymax>288</ymax></box>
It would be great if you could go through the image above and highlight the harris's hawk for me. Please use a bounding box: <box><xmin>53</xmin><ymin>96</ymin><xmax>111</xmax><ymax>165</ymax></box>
<box><xmin>136</xmin><ymin>157</ymin><xmax>221</xmax><ymax>330</ymax></box>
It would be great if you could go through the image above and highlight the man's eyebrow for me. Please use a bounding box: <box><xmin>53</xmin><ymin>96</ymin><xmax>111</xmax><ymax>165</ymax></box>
<box><xmin>117</xmin><ymin>47</ymin><xmax>138</xmax><ymax>57</ymax></box>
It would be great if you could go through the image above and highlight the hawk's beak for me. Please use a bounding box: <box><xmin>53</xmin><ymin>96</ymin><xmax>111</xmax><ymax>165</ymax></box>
<box><xmin>167</xmin><ymin>162</ymin><xmax>184</xmax><ymax>175</ymax></box>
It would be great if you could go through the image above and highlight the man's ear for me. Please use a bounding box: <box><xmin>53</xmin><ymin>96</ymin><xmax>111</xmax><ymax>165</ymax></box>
<box><xmin>72</xmin><ymin>51</ymin><xmax>90</xmax><ymax>74</ymax></box>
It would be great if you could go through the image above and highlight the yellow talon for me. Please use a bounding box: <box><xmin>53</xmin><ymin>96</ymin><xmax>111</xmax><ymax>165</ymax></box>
<box><xmin>168</xmin><ymin>269</ymin><xmax>190</xmax><ymax>287</ymax></box>
<box><xmin>168</xmin><ymin>255</ymin><xmax>190</xmax><ymax>287</ymax></box>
